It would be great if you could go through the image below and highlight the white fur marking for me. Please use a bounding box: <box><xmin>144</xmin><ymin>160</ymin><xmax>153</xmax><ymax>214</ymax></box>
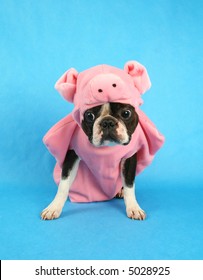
<box><xmin>116</xmin><ymin>121</ymin><xmax>129</xmax><ymax>144</ymax></box>
<box><xmin>41</xmin><ymin>158</ymin><xmax>80</xmax><ymax>220</ymax></box>
<box><xmin>92</xmin><ymin>104</ymin><xmax>111</xmax><ymax>147</ymax></box>
<box><xmin>123</xmin><ymin>186</ymin><xmax>146</xmax><ymax>220</ymax></box>
<box><xmin>121</xmin><ymin>159</ymin><xmax>146</xmax><ymax>220</ymax></box>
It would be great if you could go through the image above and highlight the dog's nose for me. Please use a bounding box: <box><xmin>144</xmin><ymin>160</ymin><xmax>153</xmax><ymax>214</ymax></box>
<box><xmin>100</xmin><ymin>118</ymin><xmax>117</xmax><ymax>129</ymax></box>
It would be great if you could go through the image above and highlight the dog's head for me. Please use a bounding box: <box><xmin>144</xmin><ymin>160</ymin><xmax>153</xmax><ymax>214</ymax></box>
<box><xmin>81</xmin><ymin>102</ymin><xmax>138</xmax><ymax>147</ymax></box>
<box><xmin>54</xmin><ymin>61</ymin><xmax>151</xmax><ymax>146</ymax></box>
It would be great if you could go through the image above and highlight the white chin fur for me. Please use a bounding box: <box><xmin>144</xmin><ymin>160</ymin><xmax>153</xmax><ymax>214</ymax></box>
<box><xmin>92</xmin><ymin>123</ymin><xmax>130</xmax><ymax>147</ymax></box>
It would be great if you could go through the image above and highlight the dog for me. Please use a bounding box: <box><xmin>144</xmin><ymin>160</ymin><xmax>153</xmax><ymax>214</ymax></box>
<box><xmin>41</xmin><ymin>61</ymin><xmax>164</xmax><ymax>220</ymax></box>
<box><xmin>41</xmin><ymin>102</ymin><xmax>146</xmax><ymax>220</ymax></box>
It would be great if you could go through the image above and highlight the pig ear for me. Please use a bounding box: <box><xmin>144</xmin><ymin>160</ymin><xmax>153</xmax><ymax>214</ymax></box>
<box><xmin>124</xmin><ymin>61</ymin><xmax>151</xmax><ymax>94</ymax></box>
<box><xmin>55</xmin><ymin>68</ymin><xmax>78</xmax><ymax>102</ymax></box>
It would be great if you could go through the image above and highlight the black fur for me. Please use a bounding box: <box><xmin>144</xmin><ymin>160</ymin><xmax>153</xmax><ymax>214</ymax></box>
<box><xmin>109</xmin><ymin>103</ymin><xmax>138</xmax><ymax>136</ymax></box>
<box><xmin>62</xmin><ymin>149</ymin><xmax>79</xmax><ymax>179</ymax></box>
<box><xmin>122</xmin><ymin>153</ymin><xmax>137</xmax><ymax>187</ymax></box>
<box><xmin>81</xmin><ymin>104</ymin><xmax>102</xmax><ymax>143</ymax></box>
<box><xmin>81</xmin><ymin>102</ymin><xmax>139</xmax><ymax>145</ymax></box>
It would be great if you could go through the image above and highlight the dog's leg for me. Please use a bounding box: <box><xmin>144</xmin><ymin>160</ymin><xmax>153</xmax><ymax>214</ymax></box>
<box><xmin>115</xmin><ymin>187</ymin><xmax>124</xmax><ymax>198</ymax></box>
<box><xmin>122</xmin><ymin>153</ymin><xmax>146</xmax><ymax>220</ymax></box>
<box><xmin>41</xmin><ymin>150</ymin><xmax>80</xmax><ymax>220</ymax></box>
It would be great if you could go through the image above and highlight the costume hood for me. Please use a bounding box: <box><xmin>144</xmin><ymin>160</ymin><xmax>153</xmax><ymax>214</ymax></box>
<box><xmin>55</xmin><ymin>61</ymin><xmax>151</xmax><ymax>125</ymax></box>
<box><xmin>43</xmin><ymin>61</ymin><xmax>165</xmax><ymax>202</ymax></box>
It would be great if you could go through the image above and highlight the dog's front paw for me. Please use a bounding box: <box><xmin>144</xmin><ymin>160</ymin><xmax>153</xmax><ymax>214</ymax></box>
<box><xmin>41</xmin><ymin>203</ymin><xmax>62</xmax><ymax>220</ymax></box>
<box><xmin>126</xmin><ymin>206</ymin><xmax>146</xmax><ymax>220</ymax></box>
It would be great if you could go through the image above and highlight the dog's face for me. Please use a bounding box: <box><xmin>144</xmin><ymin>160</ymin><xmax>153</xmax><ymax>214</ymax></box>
<box><xmin>81</xmin><ymin>102</ymin><xmax>139</xmax><ymax>147</ymax></box>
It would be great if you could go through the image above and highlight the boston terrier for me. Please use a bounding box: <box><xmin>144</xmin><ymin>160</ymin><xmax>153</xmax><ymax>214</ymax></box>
<box><xmin>41</xmin><ymin>61</ymin><xmax>164</xmax><ymax>220</ymax></box>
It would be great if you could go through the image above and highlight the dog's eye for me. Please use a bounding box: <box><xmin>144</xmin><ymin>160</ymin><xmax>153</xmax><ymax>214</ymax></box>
<box><xmin>121</xmin><ymin>109</ymin><xmax>132</xmax><ymax>120</ymax></box>
<box><xmin>84</xmin><ymin>111</ymin><xmax>95</xmax><ymax>122</ymax></box>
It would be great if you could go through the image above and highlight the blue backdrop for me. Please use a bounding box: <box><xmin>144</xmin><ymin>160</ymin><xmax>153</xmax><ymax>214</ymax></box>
<box><xmin>0</xmin><ymin>0</ymin><xmax>203</xmax><ymax>260</ymax></box>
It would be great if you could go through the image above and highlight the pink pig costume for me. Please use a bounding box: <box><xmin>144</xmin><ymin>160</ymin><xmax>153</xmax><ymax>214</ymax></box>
<box><xmin>43</xmin><ymin>61</ymin><xmax>165</xmax><ymax>202</ymax></box>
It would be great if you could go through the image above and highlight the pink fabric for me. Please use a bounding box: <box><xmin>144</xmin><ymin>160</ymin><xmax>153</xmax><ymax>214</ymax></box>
<box><xmin>43</xmin><ymin>61</ymin><xmax>165</xmax><ymax>202</ymax></box>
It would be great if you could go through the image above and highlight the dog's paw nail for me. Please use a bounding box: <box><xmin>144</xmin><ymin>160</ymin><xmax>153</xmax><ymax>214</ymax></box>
<box><xmin>127</xmin><ymin>207</ymin><xmax>146</xmax><ymax>220</ymax></box>
<box><xmin>41</xmin><ymin>205</ymin><xmax>62</xmax><ymax>220</ymax></box>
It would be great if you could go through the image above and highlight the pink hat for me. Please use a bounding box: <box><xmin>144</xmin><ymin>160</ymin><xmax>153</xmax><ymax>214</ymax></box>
<box><xmin>55</xmin><ymin>61</ymin><xmax>151</xmax><ymax>124</ymax></box>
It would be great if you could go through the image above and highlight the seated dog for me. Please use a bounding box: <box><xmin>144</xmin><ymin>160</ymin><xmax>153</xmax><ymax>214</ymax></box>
<box><xmin>41</xmin><ymin>61</ymin><xmax>164</xmax><ymax>220</ymax></box>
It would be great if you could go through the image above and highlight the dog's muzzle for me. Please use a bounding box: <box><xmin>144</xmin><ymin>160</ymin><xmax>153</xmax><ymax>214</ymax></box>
<box><xmin>100</xmin><ymin>117</ymin><xmax>119</xmax><ymax>143</ymax></box>
<box><xmin>100</xmin><ymin>117</ymin><xmax>118</xmax><ymax>130</ymax></box>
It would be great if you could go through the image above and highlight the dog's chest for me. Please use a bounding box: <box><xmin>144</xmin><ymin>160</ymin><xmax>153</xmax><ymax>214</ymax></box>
<box><xmin>70</xmin><ymin>125</ymin><xmax>142</xmax><ymax>178</ymax></box>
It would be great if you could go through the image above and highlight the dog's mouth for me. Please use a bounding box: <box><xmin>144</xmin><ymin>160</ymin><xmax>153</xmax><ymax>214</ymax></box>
<box><xmin>93</xmin><ymin>127</ymin><xmax>130</xmax><ymax>147</ymax></box>
<box><xmin>98</xmin><ymin>117</ymin><xmax>126</xmax><ymax>147</ymax></box>
<box><xmin>101</xmin><ymin>132</ymin><xmax>120</xmax><ymax>146</ymax></box>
